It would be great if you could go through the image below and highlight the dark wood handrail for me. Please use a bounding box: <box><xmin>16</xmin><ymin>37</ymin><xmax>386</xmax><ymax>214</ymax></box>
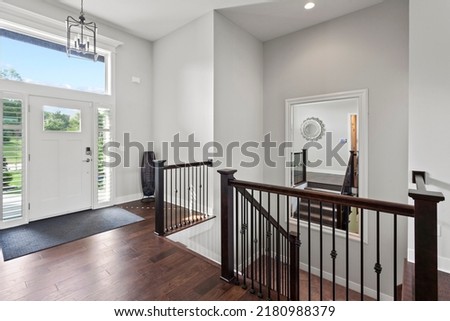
<box><xmin>409</xmin><ymin>171</ymin><xmax>445</xmax><ymax>202</ymax></box>
<box><xmin>164</xmin><ymin>159</ymin><xmax>213</xmax><ymax>170</ymax></box>
<box><xmin>231</xmin><ymin>179</ymin><xmax>415</xmax><ymax>217</ymax></box>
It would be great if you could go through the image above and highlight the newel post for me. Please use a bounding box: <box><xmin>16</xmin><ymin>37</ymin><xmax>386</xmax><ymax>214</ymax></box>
<box><xmin>409</xmin><ymin>171</ymin><xmax>445</xmax><ymax>300</ymax></box>
<box><xmin>218</xmin><ymin>169</ymin><xmax>237</xmax><ymax>283</ymax></box>
<box><xmin>154</xmin><ymin>160</ymin><xmax>166</xmax><ymax>236</ymax></box>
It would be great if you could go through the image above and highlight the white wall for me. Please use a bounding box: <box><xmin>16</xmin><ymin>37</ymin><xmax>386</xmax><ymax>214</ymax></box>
<box><xmin>114</xmin><ymin>36</ymin><xmax>153</xmax><ymax>203</ymax></box>
<box><xmin>2</xmin><ymin>0</ymin><xmax>153</xmax><ymax>204</ymax></box>
<box><xmin>152</xmin><ymin>13</ymin><xmax>214</xmax><ymax>164</ymax></box>
<box><xmin>167</xmin><ymin>12</ymin><xmax>264</xmax><ymax>263</ymax></box>
<box><xmin>409</xmin><ymin>0</ymin><xmax>450</xmax><ymax>272</ymax></box>
<box><xmin>213</xmin><ymin>12</ymin><xmax>264</xmax><ymax>182</ymax></box>
<box><xmin>263</xmin><ymin>0</ymin><xmax>409</xmax><ymax>297</ymax></box>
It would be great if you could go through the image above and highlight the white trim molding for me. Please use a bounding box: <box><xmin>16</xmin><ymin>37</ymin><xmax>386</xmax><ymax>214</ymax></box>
<box><xmin>408</xmin><ymin>249</ymin><xmax>450</xmax><ymax>274</ymax></box>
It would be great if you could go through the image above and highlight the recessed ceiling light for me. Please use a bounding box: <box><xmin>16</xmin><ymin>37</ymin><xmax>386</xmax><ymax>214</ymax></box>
<box><xmin>305</xmin><ymin>2</ymin><xmax>315</xmax><ymax>10</ymax></box>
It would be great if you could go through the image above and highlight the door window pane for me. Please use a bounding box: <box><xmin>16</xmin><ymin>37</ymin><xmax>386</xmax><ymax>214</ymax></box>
<box><xmin>43</xmin><ymin>106</ymin><xmax>81</xmax><ymax>132</ymax></box>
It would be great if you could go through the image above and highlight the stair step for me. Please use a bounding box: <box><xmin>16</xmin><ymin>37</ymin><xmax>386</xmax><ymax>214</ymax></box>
<box><xmin>307</xmin><ymin>181</ymin><xmax>342</xmax><ymax>192</ymax></box>
<box><xmin>298</xmin><ymin>202</ymin><xmax>334</xmax><ymax>215</ymax></box>
<box><xmin>296</xmin><ymin>211</ymin><xmax>335</xmax><ymax>226</ymax></box>
<box><xmin>299</xmin><ymin>197</ymin><xmax>335</xmax><ymax>209</ymax></box>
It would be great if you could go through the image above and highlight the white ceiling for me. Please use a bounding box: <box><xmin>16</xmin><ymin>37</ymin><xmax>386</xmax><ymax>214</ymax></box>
<box><xmin>49</xmin><ymin>0</ymin><xmax>385</xmax><ymax>42</ymax></box>
<box><xmin>219</xmin><ymin>0</ymin><xmax>385</xmax><ymax>41</ymax></box>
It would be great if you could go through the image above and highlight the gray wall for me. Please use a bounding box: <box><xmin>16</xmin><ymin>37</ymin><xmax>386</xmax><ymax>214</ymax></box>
<box><xmin>409</xmin><ymin>0</ymin><xmax>450</xmax><ymax>272</ymax></box>
<box><xmin>263</xmin><ymin>0</ymin><xmax>409</xmax><ymax>298</ymax></box>
<box><xmin>167</xmin><ymin>12</ymin><xmax>264</xmax><ymax>263</ymax></box>
<box><xmin>152</xmin><ymin>13</ymin><xmax>214</xmax><ymax>164</ymax></box>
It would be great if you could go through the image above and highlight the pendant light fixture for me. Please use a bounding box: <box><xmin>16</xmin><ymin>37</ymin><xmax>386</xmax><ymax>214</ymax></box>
<box><xmin>66</xmin><ymin>0</ymin><xmax>98</xmax><ymax>61</ymax></box>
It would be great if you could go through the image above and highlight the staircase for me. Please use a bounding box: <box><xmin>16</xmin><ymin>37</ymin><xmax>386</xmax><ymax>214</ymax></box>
<box><xmin>293</xmin><ymin>173</ymin><xmax>347</xmax><ymax>229</ymax></box>
<box><xmin>219</xmin><ymin>169</ymin><xmax>445</xmax><ymax>301</ymax></box>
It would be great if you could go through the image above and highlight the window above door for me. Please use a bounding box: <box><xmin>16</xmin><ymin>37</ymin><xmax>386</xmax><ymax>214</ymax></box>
<box><xmin>0</xmin><ymin>27</ymin><xmax>109</xmax><ymax>95</ymax></box>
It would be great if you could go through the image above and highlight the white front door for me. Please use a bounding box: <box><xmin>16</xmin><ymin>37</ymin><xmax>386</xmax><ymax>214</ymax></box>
<box><xmin>29</xmin><ymin>96</ymin><xmax>93</xmax><ymax>221</ymax></box>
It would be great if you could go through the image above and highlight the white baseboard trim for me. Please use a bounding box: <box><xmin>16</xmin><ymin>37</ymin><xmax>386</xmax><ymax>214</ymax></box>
<box><xmin>408</xmin><ymin>248</ymin><xmax>450</xmax><ymax>273</ymax></box>
<box><xmin>299</xmin><ymin>262</ymin><xmax>393</xmax><ymax>301</ymax></box>
<box><xmin>114</xmin><ymin>193</ymin><xmax>143</xmax><ymax>205</ymax></box>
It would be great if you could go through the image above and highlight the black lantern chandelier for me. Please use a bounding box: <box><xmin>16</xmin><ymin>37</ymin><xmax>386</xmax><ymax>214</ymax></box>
<box><xmin>66</xmin><ymin>0</ymin><xmax>98</xmax><ymax>61</ymax></box>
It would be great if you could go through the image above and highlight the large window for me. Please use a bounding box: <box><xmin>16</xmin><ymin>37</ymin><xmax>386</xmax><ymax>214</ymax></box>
<box><xmin>0</xmin><ymin>28</ymin><xmax>108</xmax><ymax>94</ymax></box>
<box><xmin>1</xmin><ymin>97</ymin><xmax>24</xmax><ymax>221</ymax></box>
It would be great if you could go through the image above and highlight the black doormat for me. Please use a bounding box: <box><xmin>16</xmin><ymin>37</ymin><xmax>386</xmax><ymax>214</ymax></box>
<box><xmin>0</xmin><ymin>207</ymin><xmax>144</xmax><ymax>261</ymax></box>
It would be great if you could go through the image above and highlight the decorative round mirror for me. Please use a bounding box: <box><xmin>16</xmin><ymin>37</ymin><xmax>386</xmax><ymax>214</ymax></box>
<box><xmin>300</xmin><ymin>117</ymin><xmax>325</xmax><ymax>141</ymax></box>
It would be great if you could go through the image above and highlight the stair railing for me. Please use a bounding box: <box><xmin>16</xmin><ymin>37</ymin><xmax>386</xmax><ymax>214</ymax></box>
<box><xmin>154</xmin><ymin>159</ymin><xmax>213</xmax><ymax>236</ymax></box>
<box><xmin>219</xmin><ymin>169</ymin><xmax>444</xmax><ymax>301</ymax></box>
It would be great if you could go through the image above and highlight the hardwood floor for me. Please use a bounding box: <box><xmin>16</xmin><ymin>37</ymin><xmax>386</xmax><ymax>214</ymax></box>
<box><xmin>401</xmin><ymin>260</ymin><xmax>450</xmax><ymax>301</ymax></box>
<box><xmin>0</xmin><ymin>201</ymin><xmax>256</xmax><ymax>301</ymax></box>
<box><xmin>0</xmin><ymin>200</ymin><xmax>369</xmax><ymax>301</ymax></box>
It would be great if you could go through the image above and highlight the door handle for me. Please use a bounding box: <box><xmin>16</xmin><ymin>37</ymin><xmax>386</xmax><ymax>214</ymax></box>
<box><xmin>82</xmin><ymin>158</ymin><xmax>91</xmax><ymax>163</ymax></box>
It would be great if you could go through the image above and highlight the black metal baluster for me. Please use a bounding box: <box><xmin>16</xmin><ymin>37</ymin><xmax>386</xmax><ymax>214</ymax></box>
<box><xmin>319</xmin><ymin>201</ymin><xmax>323</xmax><ymax>301</ymax></box>
<box><xmin>346</xmin><ymin>205</ymin><xmax>349</xmax><ymax>301</ymax></box>
<box><xmin>165</xmin><ymin>169</ymin><xmax>168</xmax><ymax>232</ymax></box>
<box><xmin>308</xmin><ymin>199</ymin><xmax>311</xmax><ymax>300</ymax></box>
<box><xmin>183</xmin><ymin>167</ymin><xmax>186</xmax><ymax>225</ymax></box>
<box><xmin>206</xmin><ymin>165</ymin><xmax>209</xmax><ymax>216</ymax></box>
<box><xmin>276</xmin><ymin>194</ymin><xmax>281</xmax><ymax>300</ymax></box>
<box><xmin>235</xmin><ymin>188</ymin><xmax>240</xmax><ymax>283</ymax></box>
<box><xmin>194</xmin><ymin>167</ymin><xmax>198</xmax><ymax>221</ymax></box>
<box><xmin>393</xmin><ymin>214</ymin><xmax>398</xmax><ymax>301</ymax></box>
<box><xmin>375</xmin><ymin>211</ymin><xmax>382</xmax><ymax>301</ymax></box>
<box><xmin>331</xmin><ymin>203</ymin><xmax>337</xmax><ymax>301</ymax></box>
<box><xmin>171</xmin><ymin>168</ymin><xmax>173</xmax><ymax>229</ymax></box>
<box><xmin>246</xmin><ymin>193</ymin><xmax>250</xmax><ymax>289</ymax></box>
<box><xmin>286</xmin><ymin>196</ymin><xmax>290</xmax><ymax>299</ymax></box>
<box><xmin>203</xmin><ymin>165</ymin><xmax>206</xmax><ymax>218</ymax></box>
<box><xmin>250</xmin><ymin>189</ymin><xmax>255</xmax><ymax>294</ymax></box>
<box><xmin>283</xmin><ymin>232</ymin><xmax>286</xmax><ymax>297</ymax></box>
<box><xmin>199</xmin><ymin>165</ymin><xmax>202</xmax><ymax>217</ymax></box>
<box><xmin>188</xmin><ymin>167</ymin><xmax>191</xmax><ymax>223</ymax></box>
<box><xmin>360</xmin><ymin>208</ymin><xmax>364</xmax><ymax>300</ymax></box>
<box><xmin>267</xmin><ymin>193</ymin><xmax>272</xmax><ymax>300</ymax></box>
<box><xmin>192</xmin><ymin>167</ymin><xmax>195</xmax><ymax>222</ymax></box>
<box><xmin>178</xmin><ymin>168</ymin><xmax>182</xmax><ymax>226</ymax></box>
<box><xmin>258</xmin><ymin>190</ymin><xmax>263</xmax><ymax>298</ymax></box>
<box><xmin>297</xmin><ymin>196</ymin><xmax>301</xmax><ymax>300</ymax></box>
<box><xmin>241</xmin><ymin>192</ymin><xmax>247</xmax><ymax>289</ymax></box>
<box><xmin>175</xmin><ymin>167</ymin><xmax>178</xmax><ymax>228</ymax></box>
